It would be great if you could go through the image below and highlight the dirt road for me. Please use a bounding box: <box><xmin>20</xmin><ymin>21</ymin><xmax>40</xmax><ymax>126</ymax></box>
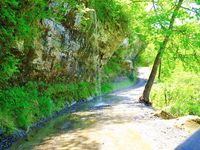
<box><xmin>13</xmin><ymin>68</ymin><xmax>198</xmax><ymax>150</ymax></box>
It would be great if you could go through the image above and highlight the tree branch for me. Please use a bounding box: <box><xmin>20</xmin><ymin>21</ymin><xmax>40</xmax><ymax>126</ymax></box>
<box><xmin>181</xmin><ymin>6</ymin><xmax>198</xmax><ymax>13</ymax></box>
<box><xmin>152</xmin><ymin>0</ymin><xmax>166</xmax><ymax>29</ymax></box>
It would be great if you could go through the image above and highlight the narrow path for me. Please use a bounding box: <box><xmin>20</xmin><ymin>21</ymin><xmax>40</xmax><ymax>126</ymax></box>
<box><xmin>13</xmin><ymin>68</ymin><xmax>196</xmax><ymax>150</ymax></box>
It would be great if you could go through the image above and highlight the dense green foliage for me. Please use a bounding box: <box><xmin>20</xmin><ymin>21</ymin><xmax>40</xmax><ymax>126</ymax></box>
<box><xmin>0</xmin><ymin>0</ymin><xmax>49</xmax><ymax>85</ymax></box>
<box><xmin>151</xmin><ymin>68</ymin><xmax>200</xmax><ymax>116</ymax></box>
<box><xmin>0</xmin><ymin>0</ymin><xmax>47</xmax><ymax>133</ymax></box>
<box><xmin>102</xmin><ymin>47</ymin><xmax>136</xmax><ymax>81</ymax></box>
<box><xmin>0</xmin><ymin>81</ymin><xmax>94</xmax><ymax>132</ymax></box>
<box><xmin>89</xmin><ymin>0</ymin><xmax>133</xmax><ymax>29</ymax></box>
<box><xmin>135</xmin><ymin>0</ymin><xmax>199</xmax><ymax>107</ymax></box>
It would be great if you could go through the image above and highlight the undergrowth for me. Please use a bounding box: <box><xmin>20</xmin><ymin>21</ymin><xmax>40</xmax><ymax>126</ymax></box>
<box><xmin>101</xmin><ymin>78</ymin><xmax>136</xmax><ymax>94</ymax></box>
<box><xmin>0</xmin><ymin>77</ymin><xmax>136</xmax><ymax>133</ymax></box>
<box><xmin>0</xmin><ymin>81</ymin><xmax>97</xmax><ymax>133</ymax></box>
<box><xmin>151</xmin><ymin>71</ymin><xmax>200</xmax><ymax>117</ymax></box>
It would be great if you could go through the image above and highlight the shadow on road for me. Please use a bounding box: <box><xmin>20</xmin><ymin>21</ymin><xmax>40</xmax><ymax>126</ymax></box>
<box><xmin>11</xmin><ymin>69</ymin><xmax>153</xmax><ymax>150</ymax></box>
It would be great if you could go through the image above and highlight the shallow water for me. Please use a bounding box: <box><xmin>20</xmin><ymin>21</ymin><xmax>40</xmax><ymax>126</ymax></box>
<box><xmin>10</xmin><ymin>83</ymin><xmax>132</xmax><ymax>150</ymax></box>
<box><xmin>11</xmin><ymin>68</ymin><xmax>191</xmax><ymax>150</ymax></box>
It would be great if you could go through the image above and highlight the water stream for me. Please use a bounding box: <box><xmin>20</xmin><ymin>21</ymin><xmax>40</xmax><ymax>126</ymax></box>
<box><xmin>11</xmin><ymin>90</ymin><xmax>122</xmax><ymax>150</ymax></box>
<box><xmin>93</xmin><ymin>11</ymin><xmax>102</xmax><ymax>101</ymax></box>
<box><xmin>10</xmin><ymin>68</ymin><xmax>155</xmax><ymax>150</ymax></box>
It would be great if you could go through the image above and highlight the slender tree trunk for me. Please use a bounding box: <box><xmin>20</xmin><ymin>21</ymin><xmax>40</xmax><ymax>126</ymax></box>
<box><xmin>139</xmin><ymin>0</ymin><xmax>184</xmax><ymax>105</ymax></box>
<box><xmin>158</xmin><ymin>60</ymin><xmax>161</xmax><ymax>80</ymax></box>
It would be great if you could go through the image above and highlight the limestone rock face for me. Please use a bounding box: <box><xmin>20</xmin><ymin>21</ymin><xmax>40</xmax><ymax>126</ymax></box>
<box><xmin>24</xmin><ymin>7</ymin><xmax>124</xmax><ymax>82</ymax></box>
<box><xmin>16</xmin><ymin>3</ymin><xmax>144</xmax><ymax>83</ymax></box>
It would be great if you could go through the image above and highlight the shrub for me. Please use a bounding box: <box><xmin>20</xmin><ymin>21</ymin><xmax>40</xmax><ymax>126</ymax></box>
<box><xmin>0</xmin><ymin>83</ymin><xmax>54</xmax><ymax>131</ymax></box>
<box><xmin>151</xmin><ymin>71</ymin><xmax>200</xmax><ymax>117</ymax></box>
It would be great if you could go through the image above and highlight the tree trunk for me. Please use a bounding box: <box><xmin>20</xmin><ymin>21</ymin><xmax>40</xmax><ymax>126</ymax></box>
<box><xmin>139</xmin><ymin>0</ymin><xmax>184</xmax><ymax>106</ymax></box>
<box><xmin>158</xmin><ymin>60</ymin><xmax>161</xmax><ymax>80</ymax></box>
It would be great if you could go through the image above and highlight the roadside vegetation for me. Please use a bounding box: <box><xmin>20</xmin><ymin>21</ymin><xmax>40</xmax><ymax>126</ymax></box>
<box><xmin>151</xmin><ymin>67</ymin><xmax>200</xmax><ymax>117</ymax></box>
<box><xmin>135</xmin><ymin>0</ymin><xmax>200</xmax><ymax>115</ymax></box>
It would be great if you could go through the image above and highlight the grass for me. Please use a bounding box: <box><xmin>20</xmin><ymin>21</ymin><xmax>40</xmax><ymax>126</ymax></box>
<box><xmin>0</xmin><ymin>75</ymin><xmax>136</xmax><ymax>133</ymax></box>
<box><xmin>0</xmin><ymin>81</ymin><xmax>96</xmax><ymax>133</ymax></box>
<box><xmin>151</xmin><ymin>71</ymin><xmax>200</xmax><ymax>117</ymax></box>
<box><xmin>101</xmin><ymin>77</ymin><xmax>136</xmax><ymax>94</ymax></box>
